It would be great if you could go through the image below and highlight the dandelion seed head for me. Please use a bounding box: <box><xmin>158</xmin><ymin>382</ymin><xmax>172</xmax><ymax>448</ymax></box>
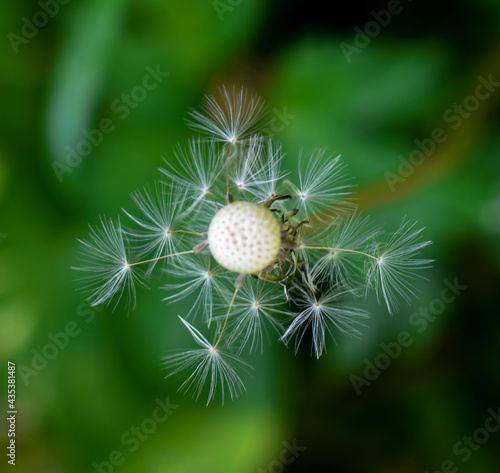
<box><xmin>207</xmin><ymin>201</ymin><xmax>281</xmax><ymax>274</ymax></box>
<box><xmin>76</xmin><ymin>85</ymin><xmax>433</xmax><ymax>404</ymax></box>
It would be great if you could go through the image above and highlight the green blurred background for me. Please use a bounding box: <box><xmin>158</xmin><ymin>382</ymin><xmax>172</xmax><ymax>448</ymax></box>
<box><xmin>1</xmin><ymin>0</ymin><xmax>500</xmax><ymax>472</ymax></box>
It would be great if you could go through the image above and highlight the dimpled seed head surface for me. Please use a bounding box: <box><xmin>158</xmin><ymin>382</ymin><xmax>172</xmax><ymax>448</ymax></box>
<box><xmin>208</xmin><ymin>201</ymin><xmax>281</xmax><ymax>274</ymax></box>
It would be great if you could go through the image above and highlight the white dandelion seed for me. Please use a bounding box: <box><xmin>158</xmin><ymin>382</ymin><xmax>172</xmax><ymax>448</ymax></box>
<box><xmin>309</xmin><ymin>213</ymin><xmax>380</xmax><ymax>288</ymax></box>
<box><xmin>224</xmin><ymin>279</ymin><xmax>287</xmax><ymax>354</ymax></box>
<box><xmin>162</xmin><ymin>254</ymin><xmax>231</xmax><ymax>325</ymax></box>
<box><xmin>160</xmin><ymin>138</ymin><xmax>224</xmax><ymax>214</ymax></box>
<box><xmin>164</xmin><ymin>316</ymin><xmax>250</xmax><ymax>405</ymax></box>
<box><xmin>366</xmin><ymin>218</ymin><xmax>433</xmax><ymax>314</ymax></box>
<box><xmin>231</xmin><ymin>137</ymin><xmax>287</xmax><ymax>201</ymax></box>
<box><xmin>74</xmin><ymin>216</ymin><xmax>144</xmax><ymax>310</ymax></box>
<box><xmin>290</xmin><ymin>150</ymin><xmax>354</xmax><ymax>222</ymax></box>
<box><xmin>255</xmin><ymin>140</ymin><xmax>288</xmax><ymax>203</ymax></box>
<box><xmin>187</xmin><ymin>85</ymin><xmax>267</xmax><ymax>144</ymax></box>
<box><xmin>281</xmin><ymin>286</ymin><xmax>369</xmax><ymax>359</ymax></box>
<box><xmin>123</xmin><ymin>181</ymin><xmax>187</xmax><ymax>274</ymax></box>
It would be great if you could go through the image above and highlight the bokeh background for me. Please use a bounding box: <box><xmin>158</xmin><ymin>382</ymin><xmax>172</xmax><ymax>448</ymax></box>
<box><xmin>1</xmin><ymin>0</ymin><xmax>500</xmax><ymax>472</ymax></box>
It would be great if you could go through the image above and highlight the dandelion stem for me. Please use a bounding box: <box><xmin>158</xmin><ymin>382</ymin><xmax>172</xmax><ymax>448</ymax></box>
<box><xmin>257</xmin><ymin>280</ymin><xmax>266</xmax><ymax>300</ymax></box>
<box><xmin>127</xmin><ymin>250</ymin><xmax>195</xmax><ymax>267</ymax></box>
<box><xmin>301</xmin><ymin>245</ymin><xmax>380</xmax><ymax>261</ymax></box>
<box><xmin>173</xmin><ymin>230</ymin><xmax>203</xmax><ymax>236</ymax></box>
<box><xmin>294</xmin><ymin>264</ymin><xmax>318</xmax><ymax>303</ymax></box>
<box><xmin>213</xmin><ymin>286</ymin><xmax>240</xmax><ymax>350</ymax></box>
<box><xmin>225</xmin><ymin>146</ymin><xmax>231</xmax><ymax>202</ymax></box>
<box><xmin>201</xmin><ymin>189</ymin><xmax>221</xmax><ymax>210</ymax></box>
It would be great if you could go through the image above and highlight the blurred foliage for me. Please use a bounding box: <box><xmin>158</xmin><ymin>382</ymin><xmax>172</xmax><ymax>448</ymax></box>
<box><xmin>1</xmin><ymin>0</ymin><xmax>500</xmax><ymax>472</ymax></box>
